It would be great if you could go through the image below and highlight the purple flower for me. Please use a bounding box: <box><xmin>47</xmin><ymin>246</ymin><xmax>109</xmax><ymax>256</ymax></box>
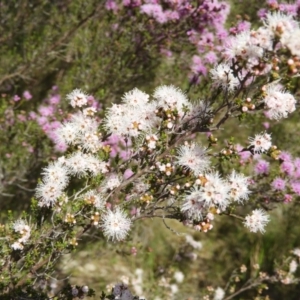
<box><xmin>294</xmin><ymin>168</ymin><xmax>300</xmax><ymax>179</ymax></box>
<box><xmin>284</xmin><ymin>194</ymin><xmax>293</xmax><ymax>203</ymax></box>
<box><xmin>279</xmin><ymin>151</ymin><xmax>292</xmax><ymax>162</ymax></box>
<box><xmin>294</xmin><ymin>158</ymin><xmax>300</xmax><ymax>169</ymax></box>
<box><xmin>257</xmin><ymin>8</ymin><xmax>268</xmax><ymax>19</ymax></box>
<box><xmin>13</xmin><ymin>95</ymin><xmax>21</xmax><ymax>102</ymax></box>
<box><xmin>271</xmin><ymin>177</ymin><xmax>286</xmax><ymax>191</ymax></box>
<box><xmin>55</xmin><ymin>142</ymin><xmax>68</xmax><ymax>153</ymax></box>
<box><xmin>291</xmin><ymin>181</ymin><xmax>300</xmax><ymax>195</ymax></box>
<box><xmin>254</xmin><ymin>160</ymin><xmax>270</xmax><ymax>175</ymax></box>
<box><xmin>105</xmin><ymin>0</ymin><xmax>118</xmax><ymax>12</ymax></box>
<box><xmin>49</xmin><ymin>95</ymin><xmax>61</xmax><ymax>105</ymax></box>
<box><xmin>23</xmin><ymin>90</ymin><xmax>32</xmax><ymax>100</ymax></box>
<box><xmin>281</xmin><ymin>161</ymin><xmax>294</xmax><ymax>176</ymax></box>
<box><xmin>204</xmin><ymin>51</ymin><xmax>218</xmax><ymax>64</ymax></box>
<box><xmin>123</xmin><ymin>0</ymin><xmax>141</xmax><ymax>7</ymax></box>
<box><xmin>236</xmin><ymin>144</ymin><xmax>251</xmax><ymax>163</ymax></box>
<box><xmin>263</xmin><ymin>122</ymin><xmax>270</xmax><ymax>129</ymax></box>
<box><xmin>28</xmin><ymin>111</ymin><xmax>37</xmax><ymax>120</ymax></box>
<box><xmin>38</xmin><ymin>105</ymin><xmax>54</xmax><ymax>117</ymax></box>
<box><xmin>140</xmin><ymin>4</ymin><xmax>167</xmax><ymax>24</ymax></box>
<box><xmin>123</xmin><ymin>169</ymin><xmax>134</xmax><ymax>179</ymax></box>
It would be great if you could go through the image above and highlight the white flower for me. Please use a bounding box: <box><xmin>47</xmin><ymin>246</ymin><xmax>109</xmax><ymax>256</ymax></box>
<box><xmin>250</xmin><ymin>27</ymin><xmax>273</xmax><ymax>51</ymax></box>
<box><xmin>67</xmin><ymin>89</ymin><xmax>89</xmax><ymax>108</ymax></box>
<box><xmin>176</xmin><ymin>142</ymin><xmax>210</xmax><ymax>175</ymax></box>
<box><xmin>85</xmin><ymin>154</ymin><xmax>109</xmax><ymax>176</ymax></box>
<box><xmin>199</xmin><ymin>172</ymin><xmax>230</xmax><ymax>210</ymax></box>
<box><xmin>36</xmin><ymin>180</ymin><xmax>64</xmax><ymax>207</ymax></box>
<box><xmin>244</xmin><ymin>209</ymin><xmax>270</xmax><ymax>233</ymax></box>
<box><xmin>263</xmin><ymin>84</ymin><xmax>296</xmax><ymax>120</ymax></box>
<box><xmin>264</xmin><ymin>12</ymin><xmax>298</xmax><ymax>37</ymax></box>
<box><xmin>41</xmin><ymin>161</ymin><xmax>69</xmax><ymax>188</ymax></box>
<box><xmin>104</xmin><ymin>101</ymin><xmax>157</xmax><ymax>138</ymax></box>
<box><xmin>292</xmin><ymin>248</ymin><xmax>300</xmax><ymax>258</ymax></box>
<box><xmin>81</xmin><ymin>190</ymin><xmax>105</xmax><ymax>210</ymax></box>
<box><xmin>214</xmin><ymin>287</ymin><xmax>225</xmax><ymax>300</ymax></box>
<box><xmin>105</xmin><ymin>173</ymin><xmax>121</xmax><ymax>190</ymax></box>
<box><xmin>153</xmin><ymin>85</ymin><xmax>189</xmax><ymax>118</ymax></box>
<box><xmin>11</xmin><ymin>241</ymin><xmax>24</xmax><ymax>250</ymax></box>
<box><xmin>170</xmin><ymin>284</ymin><xmax>178</xmax><ymax>294</ymax></box>
<box><xmin>11</xmin><ymin>219</ymin><xmax>31</xmax><ymax>250</ymax></box>
<box><xmin>13</xmin><ymin>219</ymin><xmax>29</xmax><ymax>233</ymax></box>
<box><xmin>181</xmin><ymin>187</ymin><xmax>205</xmax><ymax>220</ymax></box>
<box><xmin>225</xmin><ymin>31</ymin><xmax>263</xmax><ymax>60</ymax></box>
<box><xmin>281</xmin><ymin>28</ymin><xmax>300</xmax><ymax>57</ymax></box>
<box><xmin>210</xmin><ymin>63</ymin><xmax>239</xmax><ymax>92</ymax></box>
<box><xmin>55</xmin><ymin>123</ymin><xmax>78</xmax><ymax>145</ymax></box>
<box><xmin>248</xmin><ymin>132</ymin><xmax>272</xmax><ymax>153</ymax></box>
<box><xmin>101</xmin><ymin>208</ymin><xmax>132</xmax><ymax>241</ymax></box>
<box><xmin>122</xmin><ymin>88</ymin><xmax>150</xmax><ymax>107</ymax></box>
<box><xmin>228</xmin><ymin>171</ymin><xmax>251</xmax><ymax>203</ymax></box>
<box><xmin>65</xmin><ymin>151</ymin><xmax>90</xmax><ymax>177</ymax></box>
<box><xmin>185</xmin><ymin>234</ymin><xmax>202</xmax><ymax>250</ymax></box>
<box><xmin>174</xmin><ymin>271</ymin><xmax>184</xmax><ymax>283</ymax></box>
<box><xmin>289</xmin><ymin>260</ymin><xmax>298</xmax><ymax>274</ymax></box>
<box><xmin>83</xmin><ymin>107</ymin><xmax>97</xmax><ymax>117</ymax></box>
<box><xmin>145</xmin><ymin>134</ymin><xmax>158</xmax><ymax>149</ymax></box>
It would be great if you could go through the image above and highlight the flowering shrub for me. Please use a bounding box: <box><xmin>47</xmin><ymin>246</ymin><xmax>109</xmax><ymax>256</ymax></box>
<box><xmin>2</xmin><ymin>1</ymin><xmax>300</xmax><ymax>299</ymax></box>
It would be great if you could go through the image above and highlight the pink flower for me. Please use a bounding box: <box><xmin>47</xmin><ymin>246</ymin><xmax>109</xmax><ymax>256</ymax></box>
<box><xmin>23</xmin><ymin>91</ymin><xmax>32</xmax><ymax>100</ymax></box>
<box><xmin>271</xmin><ymin>177</ymin><xmax>286</xmax><ymax>191</ymax></box>
<box><xmin>123</xmin><ymin>169</ymin><xmax>134</xmax><ymax>179</ymax></box>
<box><xmin>284</xmin><ymin>194</ymin><xmax>293</xmax><ymax>203</ymax></box>
<box><xmin>291</xmin><ymin>182</ymin><xmax>300</xmax><ymax>195</ymax></box>
<box><xmin>254</xmin><ymin>160</ymin><xmax>270</xmax><ymax>175</ymax></box>
<box><xmin>13</xmin><ymin>95</ymin><xmax>21</xmax><ymax>102</ymax></box>
<box><xmin>280</xmin><ymin>161</ymin><xmax>294</xmax><ymax>176</ymax></box>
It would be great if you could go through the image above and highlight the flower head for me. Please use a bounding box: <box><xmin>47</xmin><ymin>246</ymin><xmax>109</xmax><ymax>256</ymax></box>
<box><xmin>244</xmin><ymin>209</ymin><xmax>270</xmax><ymax>233</ymax></box>
<box><xmin>210</xmin><ymin>63</ymin><xmax>239</xmax><ymax>92</ymax></box>
<box><xmin>263</xmin><ymin>84</ymin><xmax>296</xmax><ymax>120</ymax></box>
<box><xmin>153</xmin><ymin>85</ymin><xmax>189</xmax><ymax>118</ymax></box>
<box><xmin>67</xmin><ymin>89</ymin><xmax>89</xmax><ymax>108</ymax></box>
<box><xmin>228</xmin><ymin>171</ymin><xmax>251</xmax><ymax>202</ymax></box>
<box><xmin>176</xmin><ymin>142</ymin><xmax>210</xmax><ymax>175</ymax></box>
<box><xmin>214</xmin><ymin>287</ymin><xmax>225</xmax><ymax>300</ymax></box>
<box><xmin>248</xmin><ymin>132</ymin><xmax>272</xmax><ymax>153</ymax></box>
<box><xmin>101</xmin><ymin>207</ymin><xmax>132</xmax><ymax>241</ymax></box>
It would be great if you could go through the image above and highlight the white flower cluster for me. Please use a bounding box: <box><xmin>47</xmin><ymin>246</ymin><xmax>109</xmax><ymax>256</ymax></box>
<box><xmin>56</xmin><ymin>111</ymin><xmax>102</xmax><ymax>153</ymax></box>
<box><xmin>215</xmin><ymin>12</ymin><xmax>298</xmax><ymax>117</ymax></box>
<box><xmin>104</xmin><ymin>88</ymin><xmax>159</xmax><ymax>137</ymax></box>
<box><xmin>11</xmin><ymin>219</ymin><xmax>31</xmax><ymax>250</ymax></box>
<box><xmin>104</xmin><ymin>85</ymin><xmax>209</xmax><ymax>137</ymax></box>
<box><xmin>67</xmin><ymin>89</ymin><xmax>89</xmax><ymax>108</ymax></box>
<box><xmin>35</xmin><ymin>90</ymin><xmax>110</xmax><ymax>207</ymax></box>
<box><xmin>225</xmin><ymin>12</ymin><xmax>298</xmax><ymax>63</ymax></box>
<box><xmin>36</xmin><ymin>151</ymin><xmax>108</xmax><ymax>207</ymax></box>
<box><xmin>181</xmin><ymin>171</ymin><xmax>251</xmax><ymax>221</ymax></box>
<box><xmin>263</xmin><ymin>83</ymin><xmax>296</xmax><ymax>120</ymax></box>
